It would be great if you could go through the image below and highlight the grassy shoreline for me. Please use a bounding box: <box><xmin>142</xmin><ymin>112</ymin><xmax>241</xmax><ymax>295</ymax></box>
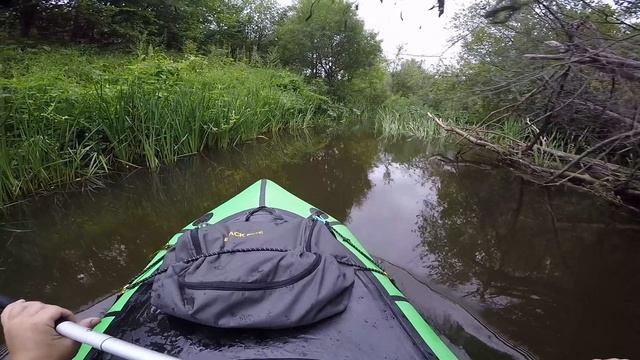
<box><xmin>374</xmin><ymin>104</ymin><xmax>577</xmax><ymax>167</ymax></box>
<box><xmin>0</xmin><ymin>46</ymin><xmax>337</xmax><ymax>206</ymax></box>
<box><xmin>374</xmin><ymin>106</ymin><xmax>640</xmax><ymax>212</ymax></box>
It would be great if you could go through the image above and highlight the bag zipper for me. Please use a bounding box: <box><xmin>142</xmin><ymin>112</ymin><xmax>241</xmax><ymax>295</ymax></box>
<box><xmin>189</xmin><ymin>228</ymin><xmax>202</xmax><ymax>255</ymax></box>
<box><xmin>305</xmin><ymin>218</ymin><xmax>318</xmax><ymax>252</ymax></box>
<box><xmin>180</xmin><ymin>253</ymin><xmax>321</xmax><ymax>291</ymax></box>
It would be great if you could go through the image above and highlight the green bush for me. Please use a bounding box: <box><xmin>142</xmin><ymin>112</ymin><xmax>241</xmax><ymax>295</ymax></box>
<box><xmin>0</xmin><ymin>47</ymin><xmax>335</xmax><ymax>205</ymax></box>
<box><xmin>345</xmin><ymin>65</ymin><xmax>391</xmax><ymax>118</ymax></box>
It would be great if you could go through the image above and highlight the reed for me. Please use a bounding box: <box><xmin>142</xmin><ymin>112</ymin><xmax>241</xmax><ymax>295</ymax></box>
<box><xmin>0</xmin><ymin>47</ymin><xmax>334</xmax><ymax>206</ymax></box>
<box><xmin>374</xmin><ymin>105</ymin><xmax>443</xmax><ymax>139</ymax></box>
<box><xmin>374</xmin><ymin>102</ymin><xmax>577</xmax><ymax>171</ymax></box>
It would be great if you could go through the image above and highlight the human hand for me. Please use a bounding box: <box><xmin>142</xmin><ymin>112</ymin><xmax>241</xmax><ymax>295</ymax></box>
<box><xmin>1</xmin><ymin>300</ymin><xmax>100</xmax><ymax>360</ymax></box>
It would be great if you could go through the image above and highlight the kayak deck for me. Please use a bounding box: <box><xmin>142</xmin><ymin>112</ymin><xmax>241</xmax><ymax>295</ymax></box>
<box><xmin>74</xmin><ymin>179</ymin><xmax>456</xmax><ymax>360</ymax></box>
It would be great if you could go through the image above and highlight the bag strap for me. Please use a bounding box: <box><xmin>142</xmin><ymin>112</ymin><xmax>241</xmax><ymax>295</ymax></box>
<box><xmin>244</xmin><ymin>206</ymin><xmax>285</xmax><ymax>222</ymax></box>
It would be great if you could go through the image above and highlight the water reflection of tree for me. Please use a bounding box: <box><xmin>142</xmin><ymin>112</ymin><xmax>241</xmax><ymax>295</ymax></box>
<box><xmin>414</xmin><ymin>159</ymin><xmax>640</xmax><ymax>359</ymax></box>
<box><xmin>276</xmin><ymin>132</ymin><xmax>379</xmax><ymax>221</ymax></box>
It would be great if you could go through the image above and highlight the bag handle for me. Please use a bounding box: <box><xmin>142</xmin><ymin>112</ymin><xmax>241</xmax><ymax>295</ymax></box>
<box><xmin>244</xmin><ymin>206</ymin><xmax>284</xmax><ymax>221</ymax></box>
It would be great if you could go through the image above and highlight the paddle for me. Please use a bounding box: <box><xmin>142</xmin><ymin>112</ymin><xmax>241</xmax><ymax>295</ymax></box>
<box><xmin>0</xmin><ymin>294</ymin><xmax>179</xmax><ymax>360</ymax></box>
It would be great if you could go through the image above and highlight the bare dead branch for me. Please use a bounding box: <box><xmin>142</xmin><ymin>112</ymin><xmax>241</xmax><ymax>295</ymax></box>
<box><xmin>572</xmin><ymin>100</ymin><xmax>640</xmax><ymax>129</ymax></box>
<box><xmin>547</xmin><ymin>128</ymin><xmax>640</xmax><ymax>182</ymax></box>
<box><xmin>426</xmin><ymin>113</ymin><xmax>640</xmax><ymax>212</ymax></box>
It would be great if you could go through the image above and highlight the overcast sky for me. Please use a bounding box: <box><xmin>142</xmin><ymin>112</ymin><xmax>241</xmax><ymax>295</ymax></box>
<box><xmin>356</xmin><ymin>0</ymin><xmax>471</xmax><ymax>65</ymax></box>
<box><xmin>278</xmin><ymin>0</ymin><xmax>473</xmax><ymax>66</ymax></box>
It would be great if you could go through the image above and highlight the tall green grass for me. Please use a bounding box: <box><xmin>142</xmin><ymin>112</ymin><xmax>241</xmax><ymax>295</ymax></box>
<box><xmin>375</xmin><ymin>106</ymin><xmax>439</xmax><ymax>139</ymax></box>
<box><xmin>374</xmin><ymin>97</ymin><xmax>576</xmax><ymax>170</ymax></box>
<box><xmin>374</xmin><ymin>98</ymin><xmax>437</xmax><ymax>139</ymax></box>
<box><xmin>0</xmin><ymin>46</ymin><xmax>335</xmax><ymax>205</ymax></box>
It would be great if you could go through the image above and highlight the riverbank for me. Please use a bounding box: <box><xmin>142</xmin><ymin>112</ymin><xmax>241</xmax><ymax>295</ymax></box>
<box><xmin>0</xmin><ymin>46</ymin><xmax>338</xmax><ymax>206</ymax></box>
<box><xmin>374</xmin><ymin>106</ymin><xmax>640</xmax><ymax>212</ymax></box>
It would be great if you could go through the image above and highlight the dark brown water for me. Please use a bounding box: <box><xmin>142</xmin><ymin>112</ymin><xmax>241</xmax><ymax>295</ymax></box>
<box><xmin>1</xmin><ymin>133</ymin><xmax>639</xmax><ymax>359</ymax></box>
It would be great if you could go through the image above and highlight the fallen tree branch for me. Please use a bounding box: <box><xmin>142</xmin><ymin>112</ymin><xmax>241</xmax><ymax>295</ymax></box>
<box><xmin>426</xmin><ymin>112</ymin><xmax>640</xmax><ymax>213</ymax></box>
<box><xmin>547</xmin><ymin>128</ymin><xmax>640</xmax><ymax>182</ymax></box>
<box><xmin>572</xmin><ymin>100</ymin><xmax>640</xmax><ymax>129</ymax></box>
<box><xmin>427</xmin><ymin>113</ymin><xmax>506</xmax><ymax>154</ymax></box>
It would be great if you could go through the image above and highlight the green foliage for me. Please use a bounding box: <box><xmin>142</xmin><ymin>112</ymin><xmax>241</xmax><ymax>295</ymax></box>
<box><xmin>276</xmin><ymin>0</ymin><xmax>382</xmax><ymax>98</ymax></box>
<box><xmin>378</xmin><ymin>0</ymin><xmax>640</xmax><ymax>171</ymax></box>
<box><xmin>386</xmin><ymin>59</ymin><xmax>483</xmax><ymax>116</ymax></box>
<box><xmin>0</xmin><ymin>0</ymin><xmax>286</xmax><ymax>54</ymax></box>
<box><xmin>344</xmin><ymin>64</ymin><xmax>391</xmax><ymax>116</ymax></box>
<box><xmin>390</xmin><ymin>59</ymin><xmax>431</xmax><ymax>101</ymax></box>
<box><xmin>201</xmin><ymin>0</ymin><xmax>286</xmax><ymax>57</ymax></box>
<box><xmin>439</xmin><ymin>0</ymin><xmax>640</xmax><ymax>121</ymax></box>
<box><xmin>0</xmin><ymin>46</ymin><xmax>335</xmax><ymax>205</ymax></box>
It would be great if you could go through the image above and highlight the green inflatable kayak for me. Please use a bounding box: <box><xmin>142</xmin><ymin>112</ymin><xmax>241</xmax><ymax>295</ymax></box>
<box><xmin>74</xmin><ymin>179</ymin><xmax>457</xmax><ymax>360</ymax></box>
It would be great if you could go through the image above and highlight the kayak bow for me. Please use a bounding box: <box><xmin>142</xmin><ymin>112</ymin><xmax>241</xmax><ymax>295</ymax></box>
<box><xmin>73</xmin><ymin>179</ymin><xmax>457</xmax><ymax>360</ymax></box>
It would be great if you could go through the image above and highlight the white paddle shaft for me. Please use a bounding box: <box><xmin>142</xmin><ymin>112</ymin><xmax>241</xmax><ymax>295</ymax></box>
<box><xmin>56</xmin><ymin>321</ymin><xmax>180</xmax><ymax>360</ymax></box>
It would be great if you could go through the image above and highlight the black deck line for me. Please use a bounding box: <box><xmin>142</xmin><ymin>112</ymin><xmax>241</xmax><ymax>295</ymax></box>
<box><xmin>259</xmin><ymin>179</ymin><xmax>267</xmax><ymax>206</ymax></box>
<box><xmin>342</xmin><ymin>240</ymin><xmax>438</xmax><ymax>360</ymax></box>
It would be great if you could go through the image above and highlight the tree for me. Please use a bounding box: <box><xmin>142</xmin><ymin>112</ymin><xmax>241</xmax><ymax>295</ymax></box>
<box><xmin>345</xmin><ymin>64</ymin><xmax>391</xmax><ymax>111</ymax></box>
<box><xmin>238</xmin><ymin>0</ymin><xmax>284</xmax><ymax>55</ymax></box>
<box><xmin>390</xmin><ymin>59</ymin><xmax>431</xmax><ymax>101</ymax></box>
<box><xmin>0</xmin><ymin>0</ymin><xmax>41</xmax><ymax>37</ymax></box>
<box><xmin>419</xmin><ymin>0</ymin><xmax>640</xmax><ymax>209</ymax></box>
<box><xmin>276</xmin><ymin>0</ymin><xmax>382</xmax><ymax>97</ymax></box>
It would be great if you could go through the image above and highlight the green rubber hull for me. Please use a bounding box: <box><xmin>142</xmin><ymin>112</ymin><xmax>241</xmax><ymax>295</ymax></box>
<box><xmin>74</xmin><ymin>179</ymin><xmax>457</xmax><ymax>360</ymax></box>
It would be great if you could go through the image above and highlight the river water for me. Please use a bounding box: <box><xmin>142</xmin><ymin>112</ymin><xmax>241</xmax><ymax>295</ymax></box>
<box><xmin>1</xmin><ymin>132</ymin><xmax>638</xmax><ymax>359</ymax></box>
